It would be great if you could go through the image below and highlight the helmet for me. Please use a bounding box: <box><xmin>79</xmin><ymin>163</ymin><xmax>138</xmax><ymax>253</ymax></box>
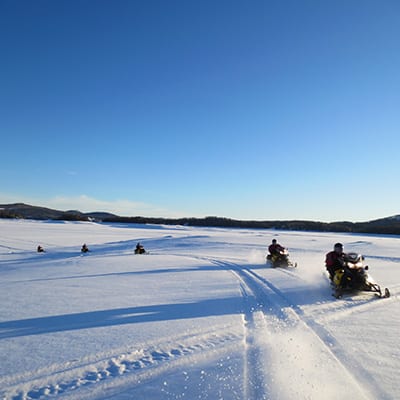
<box><xmin>334</xmin><ymin>242</ymin><xmax>343</xmax><ymax>249</ymax></box>
<box><xmin>272</xmin><ymin>239</ymin><xmax>277</xmax><ymax>244</ymax></box>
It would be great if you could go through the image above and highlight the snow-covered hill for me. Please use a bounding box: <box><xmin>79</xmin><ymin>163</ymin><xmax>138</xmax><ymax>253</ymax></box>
<box><xmin>0</xmin><ymin>219</ymin><xmax>399</xmax><ymax>399</ymax></box>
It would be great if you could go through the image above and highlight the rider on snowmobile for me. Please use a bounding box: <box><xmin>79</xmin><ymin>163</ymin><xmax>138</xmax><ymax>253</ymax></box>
<box><xmin>269</xmin><ymin>239</ymin><xmax>285</xmax><ymax>257</ymax></box>
<box><xmin>135</xmin><ymin>242</ymin><xmax>146</xmax><ymax>254</ymax></box>
<box><xmin>325</xmin><ymin>242</ymin><xmax>346</xmax><ymax>280</ymax></box>
<box><xmin>326</xmin><ymin>243</ymin><xmax>390</xmax><ymax>298</ymax></box>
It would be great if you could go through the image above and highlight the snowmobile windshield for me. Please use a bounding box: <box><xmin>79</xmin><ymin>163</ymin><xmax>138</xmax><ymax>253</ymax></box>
<box><xmin>345</xmin><ymin>253</ymin><xmax>363</xmax><ymax>263</ymax></box>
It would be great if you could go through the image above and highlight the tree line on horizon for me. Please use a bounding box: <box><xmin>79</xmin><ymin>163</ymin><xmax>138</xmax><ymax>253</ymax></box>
<box><xmin>1</xmin><ymin>203</ymin><xmax>400</xmax><ymax>235</ymax></box>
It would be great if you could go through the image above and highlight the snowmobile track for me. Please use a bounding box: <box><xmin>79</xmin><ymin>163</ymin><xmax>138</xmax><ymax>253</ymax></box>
<box><xmin>2</xmin><ymin>250</ymin><xmax>394</xmax><ymax>400</ymax></box>
<box><xmin>0</xmin><ymin>329</ymin><xmax>243</xmax><ymax>400</ymax></box>
<box><xmin>207</xmin><ymin>257</ymin><xmax>392</xmax><ymax>400</ymax></box>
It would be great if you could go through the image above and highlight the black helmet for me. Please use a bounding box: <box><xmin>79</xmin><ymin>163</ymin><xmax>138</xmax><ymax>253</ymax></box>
<box><xmin>272</xmin><ymin>239</ymin><xmax>277</xmax><ymax>244</ymax></box>
<box><xmin>334</xmin><ymin>242</ymin><xmax>343</xmax><ymax>249</ymax></box>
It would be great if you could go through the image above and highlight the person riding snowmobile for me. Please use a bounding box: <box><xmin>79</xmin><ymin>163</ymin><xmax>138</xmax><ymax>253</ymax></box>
<box><xmin>326</xmin><ymin>244</ymin><xmax>390</xmax><ymax>298</ymax></box>
<box><xmin>266</xmin><ymin>239</ymin><xmax>297</xmax><ymax>267</ymax></box>
<box><xmin>268</xmin><ymin>239</ymin><xmax>285</xmax><ymax>258</ymax></box>
<box><xmin>325</xmin><ymin>242</ymin><xmax>346</xmax><ymax>280</ymax></box>
<box><xmin>135</xmin><ymin>242</ymin><xmax>146</xmax><ymax>254</ymax></box>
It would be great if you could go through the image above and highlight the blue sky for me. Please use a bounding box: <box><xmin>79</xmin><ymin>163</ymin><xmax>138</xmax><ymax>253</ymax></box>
<box><xmin>1</xmin><ymin>0</ymin><xmax>399</xmax><ymax>222</ymax></box>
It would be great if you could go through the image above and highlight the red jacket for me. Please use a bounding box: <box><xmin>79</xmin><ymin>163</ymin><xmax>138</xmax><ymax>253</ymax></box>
<box><xmin>325</xmin><ymin>251</ymin><xmax>345</xmax><ymax>269</ymax></box>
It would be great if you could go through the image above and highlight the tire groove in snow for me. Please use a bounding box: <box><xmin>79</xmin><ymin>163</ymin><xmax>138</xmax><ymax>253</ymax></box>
<box><xmin>208</xmin><ymin>258</ymin><xmax>380</xmax><ymax>400</ymax></box>
<box><xmin>237</xmin><ymin>282</ymin><xmax>271</xmax><ymax>400</ymax></box>
<box><xmin>243</xmin><ymin>265</ymin><xmax>392</xmax><ymax>400</ymax></box>
<box><xmin>1</xmin><ymin>331</ymin><xmax>242</xmax><ymax>400</ymax></box>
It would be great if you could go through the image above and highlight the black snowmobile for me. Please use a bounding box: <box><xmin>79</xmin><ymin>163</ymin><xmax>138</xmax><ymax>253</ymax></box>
<box><xmin>134</xmin><ymin>243</ymin><xmax>146</xmax><ymax>254</ymax></box>
<box><xmin>266</xmin><ymin>249</ymin><xmax>297</xmax><ymax>268</ymax></box>
<box><xmin>331</xmin><ymin>252</ymin><xmax>390</xmax><ymax>299</ymax></box>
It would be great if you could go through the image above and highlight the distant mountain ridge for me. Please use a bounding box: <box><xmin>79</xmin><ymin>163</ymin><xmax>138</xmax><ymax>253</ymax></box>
<box><xmin>1</xmin><ymin>203</ymin><xmax>400</xmax><ymax>235</ymax></box>
<box><xmin>0</xmin><ymin>203</ymin><xmax>117</xmax><ymax>221</ymax></box>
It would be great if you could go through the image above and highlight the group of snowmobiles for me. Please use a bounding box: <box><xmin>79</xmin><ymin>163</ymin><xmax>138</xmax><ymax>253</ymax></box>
<box><xmin>265</xmin><ymin>240</ymin><xmax>390</xmax><ymax>300</ymax></box>
<box><xmin>36</xmin><ymin>242</ymin><xmax>148</xmax><ymax>255</ymax></box>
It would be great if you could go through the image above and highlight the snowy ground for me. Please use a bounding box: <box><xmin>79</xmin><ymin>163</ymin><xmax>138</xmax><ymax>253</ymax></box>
<box><xmin>0</xmin><ymin>219</ymin><xmax>399</xmax><ymax>400</ymax></box>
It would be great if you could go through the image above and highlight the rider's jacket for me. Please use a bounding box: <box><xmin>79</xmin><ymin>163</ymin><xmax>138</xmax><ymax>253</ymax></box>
<box><xmin>325</xmin><ymin>251</ymin><xmax>345</xmax><ymax>269</ymax></box>
<box><xmin>269</xmin><ymin>243</ymin><xmax>285</xmax><ymax>255</ymax></box>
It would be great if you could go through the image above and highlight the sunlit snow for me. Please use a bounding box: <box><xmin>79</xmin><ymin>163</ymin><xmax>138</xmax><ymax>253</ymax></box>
<box><xmin>0</xmin><ymin>219</ymin><xmax>399</xmax><ymax>399</ymax></box>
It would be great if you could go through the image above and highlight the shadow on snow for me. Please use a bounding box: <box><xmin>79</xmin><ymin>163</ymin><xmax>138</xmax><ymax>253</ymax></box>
<box><xmin>0</xmin><ymin>297</ymin><xmax>244</xmax><ymax>340</ymax></box>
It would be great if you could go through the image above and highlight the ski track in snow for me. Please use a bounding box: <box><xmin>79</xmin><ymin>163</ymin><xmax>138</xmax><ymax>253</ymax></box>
<box><xmin>1</xmin><ymin>232</ymin><xmax>398</xmax><ymax>400</ymax></box>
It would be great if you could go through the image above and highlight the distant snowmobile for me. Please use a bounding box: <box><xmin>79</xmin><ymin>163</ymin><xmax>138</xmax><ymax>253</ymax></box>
<box><xmin>134</xmin><ymin>243</ymin><xmax>146</xmax><ymax>254</ymax></box>
<box><xmin>266</xmin><ymin>249</ymin><xmax>297</xmax><ymax>268</ymax></box>
<box><xmin>331</xmin><ymin>252</ymin><xmax>390</xmax><ymax>299</ymax></box>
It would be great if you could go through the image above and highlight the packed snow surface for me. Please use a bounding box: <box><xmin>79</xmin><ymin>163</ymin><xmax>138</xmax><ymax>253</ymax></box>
<box><xmin>0</xmin><ymin>219</ymin><xmax>399</xmax><ymax>399</ymax></box>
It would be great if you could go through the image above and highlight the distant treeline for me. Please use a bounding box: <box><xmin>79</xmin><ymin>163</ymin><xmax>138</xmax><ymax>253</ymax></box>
<box><xmin>1</xmin><ymin>204</ymin><xmax>400</xmax><ymax>235</ymax></box>
<box><xmin>100</xmin><ymin>215</ymin><xmax>400</xmax><ymax>235</ymax></box>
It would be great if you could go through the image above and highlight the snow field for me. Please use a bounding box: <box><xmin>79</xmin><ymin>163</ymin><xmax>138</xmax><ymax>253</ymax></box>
<box><xmin>0</xmin><ymin>219</ymin><xmax>399</xmax><ymax>399</ymax></box>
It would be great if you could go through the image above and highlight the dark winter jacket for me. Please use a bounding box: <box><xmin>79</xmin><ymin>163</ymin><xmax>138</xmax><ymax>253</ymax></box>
<box><xmin>269</xmin><ymin>243</ymin><xmax>285</xmax><ymax>255</ymax></box>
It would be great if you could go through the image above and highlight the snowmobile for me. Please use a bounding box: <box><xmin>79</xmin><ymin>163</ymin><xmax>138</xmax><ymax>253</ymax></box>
<box><xmin>134</xmin><ymin>243</ymin><xmax>146</xmax><ymax>254</ymax></box>
<box><xmin>331</xmin><ymin>252</ymin><xmax>390</xmax><ymax>299</ymax></box>
<box><xmin>266</xmin><ymin>249</ymin><xmax>297</xmax><ymax>268</ymax></box>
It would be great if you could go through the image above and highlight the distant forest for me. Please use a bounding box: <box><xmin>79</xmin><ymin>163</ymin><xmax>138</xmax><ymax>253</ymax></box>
<box><xmin>98</xmin><ymin>216</ymin><xmax>400</xmax><ymax>235</ymax></box>
<box><xmin>1</xmin><ymin>203</ymin><xmax>400</xmax><ymax>235</ymax></box>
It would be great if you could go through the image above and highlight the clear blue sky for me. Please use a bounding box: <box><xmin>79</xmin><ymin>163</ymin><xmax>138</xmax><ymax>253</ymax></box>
<box><xmin>1</xmin><ymin>0</ymin><xmax>399</xmax><ymax>222</ymax></box>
